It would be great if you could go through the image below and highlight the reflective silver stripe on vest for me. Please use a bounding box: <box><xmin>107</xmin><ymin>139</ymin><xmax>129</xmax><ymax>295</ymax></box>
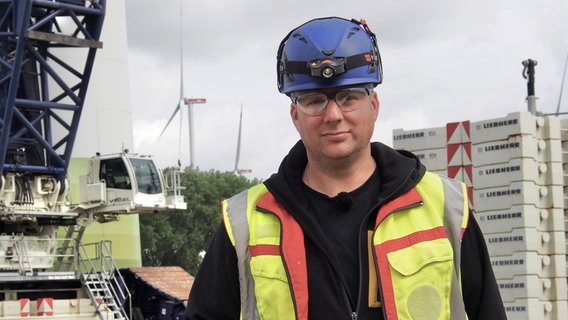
<box><xmin>440</xmin><ymin>175</ymin><xmax>468</xmax><ymax>319</ymax></box>
<box><xmin>225</xmin><ymin>190</ymin><xmax>260</xmax><ymax>320</ymax></box>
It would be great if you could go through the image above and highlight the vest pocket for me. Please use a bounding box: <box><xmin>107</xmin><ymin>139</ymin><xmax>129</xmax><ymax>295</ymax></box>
<box><xmin>386</xmin><ymin>238</ymin><xmax>453</xmax><ymax>319</ymax></box>
<box><xmin>250</xmin><ymin>255</ymin><xmax>289</xmax><ymax>282</ymax></box>
<box><xmin>250</xmin><ymin>255</ymin><xmax>295</xmax><ymax>319</ymax></box>
<box><xmin>387</xmin><ymin>239</ymin><xmax>453</xmax><ymax>276</ymax></box>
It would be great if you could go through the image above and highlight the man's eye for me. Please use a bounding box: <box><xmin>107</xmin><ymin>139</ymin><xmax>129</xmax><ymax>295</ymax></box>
<box><xmin>301</xmin><ymin>96</ymin><xmax>325</xmax><ymax>106</ymax></box>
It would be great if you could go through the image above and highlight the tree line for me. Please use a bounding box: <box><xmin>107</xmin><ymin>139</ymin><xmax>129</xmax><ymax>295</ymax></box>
<box><xmin>139</xmin><ymin>166</ymin><xmax>261</xmax><ymax>275</ymax></box>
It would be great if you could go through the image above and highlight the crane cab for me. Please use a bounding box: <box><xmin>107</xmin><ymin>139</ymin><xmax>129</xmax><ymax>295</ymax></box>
<box><xmin>78</xmin><ymin>153</ymin><xmax>186</xmax><ymax>214</ymax></box>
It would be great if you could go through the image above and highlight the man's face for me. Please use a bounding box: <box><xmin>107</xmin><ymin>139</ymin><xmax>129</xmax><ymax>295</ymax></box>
<box><xmin>290</xmin><ymin>85</ymin><xmax>380</xmax><ymax>165</ymax></box>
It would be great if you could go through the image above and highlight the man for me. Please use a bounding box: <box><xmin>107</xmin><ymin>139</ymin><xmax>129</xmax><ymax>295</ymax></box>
<box><xmin>185</xmin><ymin>17</ymin><xmax>506</xmax><ymax>320</ymax></box>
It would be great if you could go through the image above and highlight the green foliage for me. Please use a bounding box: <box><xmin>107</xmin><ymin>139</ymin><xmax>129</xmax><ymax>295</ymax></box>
<box><xmin>139</xmin><ymin>167</ymin><xmax>261</xmax><ymax>275</ymax></box>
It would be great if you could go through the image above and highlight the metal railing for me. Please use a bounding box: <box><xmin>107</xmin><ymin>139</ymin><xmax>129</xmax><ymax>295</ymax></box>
<box><xmin>0</xmin><ymin>235</ymin><xmax>76</xmax><ymax>275</ymax></box>
<box><xmin>78</xmin><ymin>240</ymin><xmax>132</xmax><ymax>320</ymax></box>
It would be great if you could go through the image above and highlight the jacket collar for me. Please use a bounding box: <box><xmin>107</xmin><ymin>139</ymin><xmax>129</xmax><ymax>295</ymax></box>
<box><xmin>264</xmin><ymin>140</ymin><xmax>425</xmax><ymax>212</ymax></box>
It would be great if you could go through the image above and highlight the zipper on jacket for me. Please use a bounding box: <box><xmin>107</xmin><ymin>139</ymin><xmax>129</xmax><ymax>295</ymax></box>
<box><xmin>260</xmin><ymin>204</ymin><xmax>357</xmax><ymax>320</ymax></box>
<box><xmin>339</xmin><ymin>281</ymin><xmax>356</xmax><ymax>319</ymax></box>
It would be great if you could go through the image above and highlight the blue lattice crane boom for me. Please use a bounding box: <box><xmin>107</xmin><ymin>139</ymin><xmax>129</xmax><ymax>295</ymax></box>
<box><xmin>0</xmin><ymin>0</ymin><xmax>105</xmax><ymax>184</ymax></box>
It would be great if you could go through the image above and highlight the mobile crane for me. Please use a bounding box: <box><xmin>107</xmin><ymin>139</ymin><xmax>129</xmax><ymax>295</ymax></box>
<box><xmin>0</xmin><ymin>1</ymin><xmax>185</xmax><ymax>318</ymax></box>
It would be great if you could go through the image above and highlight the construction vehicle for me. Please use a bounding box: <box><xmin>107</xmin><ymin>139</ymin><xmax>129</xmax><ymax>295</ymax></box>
<box><xmin>0</xmin><ymin>1</ymin><xmax>185</xmax><ymax>318</ymax></box>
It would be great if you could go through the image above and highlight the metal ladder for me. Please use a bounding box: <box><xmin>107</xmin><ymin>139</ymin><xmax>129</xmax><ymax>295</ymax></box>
<box><xmin>78</xmin><ymin>241</ymin><xmax>131</xmax><ymax>320</ymax></box>
<box><xmin>53</xmin><ymin>225</ymin><xmax>86</xmax><ymax>272</ymax></box>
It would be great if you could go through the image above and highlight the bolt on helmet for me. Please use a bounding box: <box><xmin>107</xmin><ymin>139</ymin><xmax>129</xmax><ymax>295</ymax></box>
<box><xmin>277</xmin><ymin>17</ymin><xmax>383</xmax><ymax>95</ymax></box>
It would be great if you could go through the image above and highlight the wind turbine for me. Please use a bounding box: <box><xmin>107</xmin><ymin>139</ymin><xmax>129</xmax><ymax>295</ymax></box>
<box><xmin>234</xmin><ymin>104</ymin><xmax>251</xmax><ymax>175</ymax></box>
<box><xmin>159</xmin><ymin>0</ymin><xmax>205</xmax><ymax>167</ymax></box>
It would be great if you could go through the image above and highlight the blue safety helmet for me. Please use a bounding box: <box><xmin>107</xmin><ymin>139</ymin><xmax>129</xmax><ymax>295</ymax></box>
<box><xmin>277</xmin><ymin>17</ymin><xmax>383</xmax><ymax>95</ymax></box>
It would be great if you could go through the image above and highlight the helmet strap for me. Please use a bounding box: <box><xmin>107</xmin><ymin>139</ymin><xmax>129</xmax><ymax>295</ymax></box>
<box><xmin>284</xmin><ymin>52</ymin><xmax>377</xmax><ymax>78</ymax></box>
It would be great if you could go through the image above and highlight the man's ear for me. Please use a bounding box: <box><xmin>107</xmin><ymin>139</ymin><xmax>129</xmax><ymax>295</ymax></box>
<box><xmin>290</xmin><ymin>103</ymin><xmax>301</xmax><ymax>131</ymax></box>
<box><xmin>372</xmin><ymin>91</ymin><xmax>380</xmax><ymax>120</ymax></box>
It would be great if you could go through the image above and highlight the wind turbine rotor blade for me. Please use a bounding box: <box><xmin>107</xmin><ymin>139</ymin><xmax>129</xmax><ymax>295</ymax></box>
<box><xmin>556</xmin><ymin>53</ymin><xmax>568</xmax><ymax>115</ymax></box>
<box><xmin>179</xmin><ymin>48</ymin><xmax>184</xmax><ymax>100</ymax></box>
<box><xmin>159</xmin><ymin>102</ymin><xmax>182</xmax><ymax>138</ymax></box>
<box><xmin>234</xmin><ymin>105</ymin><xmax>243</xmax><ymax>173</ymax></box>
<box><xmin>179</xmin><ymin>0</ymin><xmax>185</xmax><ymax>101</ymax></box>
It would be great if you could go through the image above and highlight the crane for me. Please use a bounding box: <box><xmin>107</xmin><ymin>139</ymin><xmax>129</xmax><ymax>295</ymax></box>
<box><xmin>0</xmin><ymin>1</ymin><xmax>185</xmax><ymax>318</ymax></box>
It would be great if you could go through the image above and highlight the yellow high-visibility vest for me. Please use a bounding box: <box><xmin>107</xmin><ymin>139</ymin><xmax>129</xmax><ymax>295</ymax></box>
<box><xmin>223</xmin><ymin>172</ymin><xmax>469</xmax><ymax>320</ymax></box>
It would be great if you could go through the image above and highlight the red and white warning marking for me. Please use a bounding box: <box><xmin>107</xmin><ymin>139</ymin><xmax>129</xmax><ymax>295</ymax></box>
<box><xmin>37</xmin><ymin>298</ymin><xmax>54</xmax><ymax>316</ymax></box>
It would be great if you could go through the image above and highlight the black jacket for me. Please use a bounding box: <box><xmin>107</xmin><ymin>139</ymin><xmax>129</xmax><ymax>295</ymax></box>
<box><xmin>185</xmin><ymin>141</ymin><xmax>507</xmax><ymax>319</ymax></box>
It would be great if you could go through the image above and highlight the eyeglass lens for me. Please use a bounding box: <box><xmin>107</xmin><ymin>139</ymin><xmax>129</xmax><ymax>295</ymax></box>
<box><xmin>294</xmin><ymin>88</ymin><xmax>369</xmax><ymax>115</ymax></box>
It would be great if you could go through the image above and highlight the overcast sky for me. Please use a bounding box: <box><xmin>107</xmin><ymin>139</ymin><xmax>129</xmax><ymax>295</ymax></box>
<box><xmin>124</xmin><ymin>0</ymin><xmax>568</xmax><ymax>180</ymax></box>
